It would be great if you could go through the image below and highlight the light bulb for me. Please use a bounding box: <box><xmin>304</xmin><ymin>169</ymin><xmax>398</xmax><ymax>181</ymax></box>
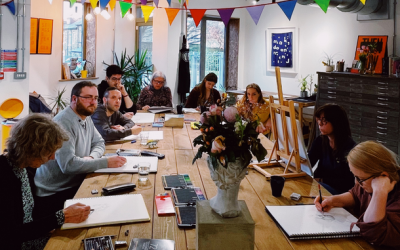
<box><xmin>94</xmin><ymin>7</ymin><xmax>101</xmax><ymax>15</ymax></box>
<box><xmin>85</xmin><ymin>13</ymin><xmax>93</xmax><ymax>21</ymax></box>
<box><xmin>127</xmin><ymin>13</ymin><xmax>134</xmax><ymax>21</ymax></box>
<box><xmin>101</xmin><ymin>10</ymin><xmax>111</xmax><ymax>20</ymax></box>
<box><xmin>48</xmin><ymin>0</ymin><xmax>53</xmax><ymax>4</ymax></box>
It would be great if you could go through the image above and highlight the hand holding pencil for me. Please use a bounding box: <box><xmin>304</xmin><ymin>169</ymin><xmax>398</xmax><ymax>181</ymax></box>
<box><xmin>314</xmin><ymin>185</ymin><xmax>334</xmax><ymax>213</ymax></box>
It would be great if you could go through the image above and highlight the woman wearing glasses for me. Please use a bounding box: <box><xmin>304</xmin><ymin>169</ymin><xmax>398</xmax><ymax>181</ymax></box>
<box><xmin>315</xmin><ymin>141</ymin><xmax>400</xmax><ymax>248</ymax></box>
<box><xmin>308</xmin><ymin>104</ymin><xmax>356</xmax><ymax>195</ymax></box>
<box><xmin>136</xmin><ymin>71</ymin><xmax>172</xmax><ymax>111</ymax></box>
<box><xmin>185</xmin><ymin>73</ymin><xmax>221</xmax><ymax>109</ymax></box>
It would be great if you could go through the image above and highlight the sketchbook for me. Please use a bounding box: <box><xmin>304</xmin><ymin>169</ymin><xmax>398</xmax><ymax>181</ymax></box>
<box><xmin>265</xmin><ymin>205</ymin><xmax>360</xmax><ymax>240</ymax></box>
<box><xmin>61</xmin><ymin>194</ymin><xmax>150</xmax><ymax>230</ymax></box>
<box><xmin>95</xmin><ymin>156</ymin><xmax>158</xmax><ymax>173</ymax></box>
<box><xmin>121</xmin><ymin>131</ymin><xmax>164</xmax><ymax>141</ymax></box>
<box><xmin>148</xmin><ymin>106</ymin><xmax>173</xmax><ymax>114</ymax></box>
<box><xmin>131</xmin><ymin>112</ymin><xmax>155</xmax><ymax>124</ymax></box>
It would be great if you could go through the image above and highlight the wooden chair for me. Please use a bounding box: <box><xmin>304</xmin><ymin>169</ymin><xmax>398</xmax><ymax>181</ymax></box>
<box><xmin>248</xmin><ymin>67</ymin><xmax>309</xmax><ymax>179</ymax></box>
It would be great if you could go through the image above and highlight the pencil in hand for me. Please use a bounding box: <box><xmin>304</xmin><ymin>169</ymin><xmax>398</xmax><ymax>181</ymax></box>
<box><xmin>318</xmin><ymin>184</ymin><xmax>324</xmax><ymax>213</ymax></box>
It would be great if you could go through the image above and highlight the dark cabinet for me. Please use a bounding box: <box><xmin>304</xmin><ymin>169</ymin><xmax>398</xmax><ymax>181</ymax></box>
<box><xmin>315</xmin><ymin>72</ymin><xmax>400</xmax><ymax>154</ymax></box>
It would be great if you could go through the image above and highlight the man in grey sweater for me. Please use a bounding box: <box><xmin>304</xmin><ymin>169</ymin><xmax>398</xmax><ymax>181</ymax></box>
<box><xmin>34</xmin><ymin>81</ymin><xmax>127</xmax><ymax>218</ymax></box>
<box><xmin>92</xmin><ymin>87</ymin><xmax>142</xmax><ymax>141</ymax></box>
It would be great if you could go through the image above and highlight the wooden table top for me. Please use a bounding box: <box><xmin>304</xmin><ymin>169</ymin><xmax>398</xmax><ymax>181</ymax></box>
<box><xmin>44</xmin><ymin>112</ymin><xmax>381</xmax><ymax>250</ymax></box>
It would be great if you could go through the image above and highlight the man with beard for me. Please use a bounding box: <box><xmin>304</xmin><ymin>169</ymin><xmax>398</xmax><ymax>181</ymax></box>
<box><xmin>34</xmin><ymin>81</ymin><xmax>127</xmax><ymax>218</ymax></box>
<box><xmin>92</xmin><ymin>87</ymin><xmax>142</xmax><ymax>141</ymax></box>
<box><xmin>98</xmin><ymin>65</ymin><xmax>136</xmax><ymax>119</ymax></box>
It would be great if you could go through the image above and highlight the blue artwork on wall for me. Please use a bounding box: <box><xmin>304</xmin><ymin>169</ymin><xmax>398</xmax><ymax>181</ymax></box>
<box><xmin>271</xmin><ymin>32</ymin><xmax>293</xmax><ymax>68</ymax></box>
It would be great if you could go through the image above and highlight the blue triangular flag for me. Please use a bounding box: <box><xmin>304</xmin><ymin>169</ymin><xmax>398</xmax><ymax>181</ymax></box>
<box><xmin>5</xmin><ymin>1</ymin><xmax>16</xmax><ymax>15</ymax></box>
<box><xmin>246</xmin><ymin>5</ymin><xmax>264</xmax><ymax>25</ymax></box>
<box><xmin>278</xmin><ymin>0</ymin><xmax>297</xmax><ymax>21</ymax></box>
<box><xmin>166</xmin><ymin>0</ymin><xmax>171</xmax><ymax>6</ymax></box>
<box><xmin>100</xmin><ymin>0</ymin><xmax>110</xmax><ymax>9</ymax></box>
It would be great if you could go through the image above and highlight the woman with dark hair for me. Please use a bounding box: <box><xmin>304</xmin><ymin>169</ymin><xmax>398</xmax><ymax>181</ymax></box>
<box><xmin>236</xmin><ymin>83</ymin><xmax>271</xmax><ymax>135</ymax></box>
<box><xmin>185</xmin><ymin>73</ymin><xmax>221</xmax><ymax>109</ymax></box>
<box><xmin>0</xmin><ymin>114</ymin><xmax>91</xmax><ymax>250</ymax></box>
<box><xmin>308</xmin><ymin>103</ymin><xmax>356</xmax><ymax>195</ymax></box>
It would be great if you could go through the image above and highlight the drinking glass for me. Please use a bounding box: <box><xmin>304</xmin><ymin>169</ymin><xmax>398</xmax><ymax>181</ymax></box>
<box><xmin>138</xmin><ymin>162</ymin><xmax>150</xmax><ymax>181</ymax></box>
<box><xmin>140</xmin><ymin>132</ymin><xmax>149</xmax><ymax>146</ymax></box>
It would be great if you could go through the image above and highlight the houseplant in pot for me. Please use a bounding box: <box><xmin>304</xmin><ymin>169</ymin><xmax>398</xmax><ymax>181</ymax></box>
<box><xmin>192</xmin><ymin>97</ymin><xmax>267</xmax><ymax>218</ymax></box>
<box><xmin>298</xmin><ymin>74</ymin><xmax>310</xmax><ymax>97</ymax></box>
<box><xmin>322</xmin><ymin>52</ymin><xmax>335</xmax><ymax>72</ymax></box>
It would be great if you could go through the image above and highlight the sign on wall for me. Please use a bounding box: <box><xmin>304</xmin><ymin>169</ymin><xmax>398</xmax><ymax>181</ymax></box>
<box><xmin>30</xmin><ymin>18</ymin><xmax>54</xmax><ymax>55</ymax></box>
<box><xmin>30</xmin><ymin>18</ymin><xmax>38</xmax><ymax>54</ymax></box>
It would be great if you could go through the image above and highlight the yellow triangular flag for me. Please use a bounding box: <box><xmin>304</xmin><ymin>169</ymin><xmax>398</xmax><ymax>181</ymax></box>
<box><xmin>141</xmin><ymin>5</ymin><xmax>155</xmax><ymax>23</ymax></box>
<box><xmin>90</xmin><ymin>0</ymin><xmax>98</xmax><ymax>9</ymax></box>
<box><xmin>108</xmin><ymin>0</ymin><xmax>116</xmax><ymax>10</ymax></box>
<box><xmin>165</xmin><ymin>8</ymin><xmax>180</xmax><ymax>26</ymax></box>
<box><xmin>360</xmin><ymin>0</ymin><xmax>366</xmax><ymax>4</ymax></box>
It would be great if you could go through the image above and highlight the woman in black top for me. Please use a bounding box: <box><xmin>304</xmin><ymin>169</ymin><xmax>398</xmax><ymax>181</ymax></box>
<box><xmin>185</xmin><ymin>72</ymin><xmax>221</xmax><ymax>109</ymax></box>
<box><xmin>308</xmin><ymin>104</ymin><xmax>356</xmax><ymax>195</ymax></box>
<box><xmin>0</xmin><ymin>114</ymin><xmax>91</xmax><ymax>250</ymax></box>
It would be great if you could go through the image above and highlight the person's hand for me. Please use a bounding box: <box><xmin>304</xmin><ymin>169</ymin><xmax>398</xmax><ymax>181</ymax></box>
<box><xmin>63</xmin><ymin>203</ymin><xmax>91</xmax><ymax>224</ymax></box>
<box><xmin>116</xmin><ymin>83</ymin><xmax>128</xmax><ymax>96</ymax></box>
<box><xmin>371</xmin><ymin>175</ymin><xmax>396</xmax><ymax>194</ymax></box>
<box><xmin>83</xmin><ymin>156</ymin><xmax>93</xmax><ymax>160</ymax></box>
<box><xmin>131</xmin><ymin>125</ymin><xmax>142</xmax><ymax>135</ymax></box>
<box><xmin>142</xmin><ymin>105</ymin><xmax>150</xmax><ymax>111</ymax></box>
<box><xmin>107</xmin><ymin>156</ymin><xmax>127</xmax><ymax>168</ymax></box>
<box><xmin>123</xmin><ymin>112</ymin><xmax>134</xmax><ymax>119</ymax></box>
<box><xmin>111</xmin><ymin>125</ymin><xmax>124</xmax><ymax>130</ymax></box>
<box><xmin>195</xmin><ymin>107</ymin><xmax>200</xmax><ymax>111</ymax></box>
<box><xmin>314</xmin><ymin>195</ymin><xmax>334</xmax><ymax>212</ymax></box>
<box><xmin>265</xmin><ymin>118</ymin><xmax>272</xmax><ymax>133</ymax></box>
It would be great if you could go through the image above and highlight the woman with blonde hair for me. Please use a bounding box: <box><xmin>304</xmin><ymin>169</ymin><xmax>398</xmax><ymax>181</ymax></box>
<box><xmin>236</xmin><ymin>83</ymin><xmax>271</xmax><ymax>135</ymax></box>
<box><xmin>315</xmin><ymin>141</ymin><xmax>400</xmax><ymax>248</ymax></box>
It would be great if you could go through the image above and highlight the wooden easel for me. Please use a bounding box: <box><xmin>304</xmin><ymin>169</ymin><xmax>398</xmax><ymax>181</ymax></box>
<box><xmin>248</xmin><ymin>67</ymin><xmax>308</xmax><ymax>180</ymax></box>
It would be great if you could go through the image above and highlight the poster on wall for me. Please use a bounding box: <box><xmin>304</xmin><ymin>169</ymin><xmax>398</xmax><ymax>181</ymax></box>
<box><xmin>30</xmin><ymin>18</ymin><xmax>39</xmax><ymax>54</ymax></box>
<box><xmin>37</xmin><ymin>19</ymin><xmax>53</xmax><ymax>54</ymax></box>
<box><xmin>1</xmin><ymin>50</ymin><xmax>17</xmax><ymax>72</ymax></box>
<box><xmin>354</xmin><ymin>35</ymin><xmax>388</xmax><ymax>74</ymax></box>
<box><xmin>266</xmin><ymin>27</ymin><xmax>298</xmax><ymax>74</ymax></box>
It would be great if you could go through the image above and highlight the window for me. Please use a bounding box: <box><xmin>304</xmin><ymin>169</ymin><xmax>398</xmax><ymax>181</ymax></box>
<box><xmin>136</xmin><ymin>6</ymin><xmax>153</xmax><ymax>66</ymax></box>
<box><xmin>187</xmin><ymin>16</ymin><xmax>226</xmax><ymax>91</ymax></box>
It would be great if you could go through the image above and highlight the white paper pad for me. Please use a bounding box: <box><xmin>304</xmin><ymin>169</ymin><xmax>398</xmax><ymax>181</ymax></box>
<box><xmin>96</xmin><ymin>156</ymin><xmax>158</xmax><ymax>173</ymax></box>
<box><xmin>61</xmin><ymin>194</ymin><xmax>150</xmax><ymax>230</ymax></box>
<box><xmin>121</xmin><ymin>131</ymin><xmax>164</xmax><ymax>141</ymax></box>
<box><xmin>131</xmin><ymin>113</ymin><xmax>155</xmax><ymax>124</ymax></box>
<box><xmin>183</xmin><ymin>108</ymin><xmax>200</xmax><ymax>113</ymax></box>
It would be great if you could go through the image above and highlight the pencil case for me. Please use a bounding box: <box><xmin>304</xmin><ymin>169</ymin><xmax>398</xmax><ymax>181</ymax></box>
<box><xmin>102</xmin><ymin>183</ymin><xmax>136</xmax><ymax>195</ymax></box>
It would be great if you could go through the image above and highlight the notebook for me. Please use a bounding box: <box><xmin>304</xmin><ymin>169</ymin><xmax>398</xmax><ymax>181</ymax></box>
<box><xmin>155</xmin><ymin>193</ymin><xmax>175</xmax><ymax>215</ymax></box>
<box><xmin>148</xmin><ymin>106</ymin><xmax>173</xmax><ymax>114</ymax></box>
<box><xmin>265</xmin><ymin>205</ymin><xmax>360</xmax><ymax>240</ymax></box>
<box><xmin>95</xmin><ymin>156</ymin><xmax>158</xmax><ymax>173</ymax></box>
<box><xmin>61</xmin><ymin>194</ymin><xmax>150</xmax><ymax>230</ymax></box>
<box><xmin>121</xmin><ymin>131</ymin><xmax>164</xmax><ymax>141</ymax></box>
<box><xmin>128</xmin><ymin>238</ymin><xmax>175</xmax><ymax>250</ymax></box>
<box><xmin>131</xmin><ymin>112</ymin><xmax>155</xmax><ymax>124</ymax></box>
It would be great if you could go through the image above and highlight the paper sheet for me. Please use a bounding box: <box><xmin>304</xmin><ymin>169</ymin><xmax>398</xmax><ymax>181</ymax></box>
<box><xmin>131</xmin><ymin>113</ymin><xmax>155</xmax><ymax>124</ymax></box>
<box><xmin>183</xmin><ymin>108</ymin><xmax>200</xmax><ymax>113</ymax></box>
<box><xmin>96</xmin><ymin>156</ymin><xmax>158</xmax><ymax>173</ymax></box>
<box><xmin>121</xmin><ymin>131</ymin><xmax>164</xmax><ymax>141</ymax></box>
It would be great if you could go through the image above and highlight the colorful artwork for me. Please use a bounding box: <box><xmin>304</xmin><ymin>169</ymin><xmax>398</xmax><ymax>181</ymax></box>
<box><xmin>30</xmin><ymin>18</ymin><xmax>38</xmax><ymax>54</ymax></box>
<box><xmin>37</xmin><ymin>19</ymin><xmax>53</xmax><ymax>54</ymax></box>
<box><xmin>354</xmin><ymin>36</ymin><xmax>388</xmax><ymax>74</ymax></box>
<box><xmin>271</xmin><ymin>32</ymin><xmax>293</xmax><ymax>68</ymax></box>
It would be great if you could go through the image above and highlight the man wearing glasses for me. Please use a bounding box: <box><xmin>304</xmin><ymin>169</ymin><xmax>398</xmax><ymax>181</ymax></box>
<box><xmin>98</xmin><ymin>65</ymin><xmax>136</xmax><ymax>119</ymax></box>
<box><xmin>34</xmin><ymin>81</ymin><xmax>127</xmax><ymax>218</ymax></box>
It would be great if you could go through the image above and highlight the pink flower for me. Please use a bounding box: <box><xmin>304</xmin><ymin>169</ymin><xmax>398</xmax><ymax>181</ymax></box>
<box><xmin>211</xmin><ymin>136</ymin><xmax>226</xmax><ymax>153</ymax></box>
<box><xmin>209</xmin><ymin>104</ymin><xmax>223</xmax><ymax>116</ymax></box>
<box><xmin>256</xmin><ymin>123</ymin><xmax>266</xmax><ymax>134</ymax></box>
<box><xmin>361</xmin><ymin>45</ymin><xmax>366</xmax><ymax>50</ymax></box>
<box><xmin>200</xmin><ymin>111</ymin><xmax>211</xmax><ymax>124</ymax></box>
<box><xmin>224</xmin><ymin>106</ymin><xmax>238</xmax><ymax>123</ymax></box>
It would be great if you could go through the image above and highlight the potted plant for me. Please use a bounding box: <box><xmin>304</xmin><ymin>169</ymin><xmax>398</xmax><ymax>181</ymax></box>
<box><xmin>298</xmin><ymin>74</ymin><xmax>310</xmax><ymax>97</ymax></box>
<box><xmin>104</xmin><ymin>49</ymin><xmax>153</xmax><ymax>103</ymax></box>
<box><xmin>49</xmin><ymin>87</ymin><xmax>69</xmax><ymax>115</ymax></box>
<box><xmin>322</xmin><ymin>52</ymin><xmax>335</xmax><ymax>72</ymax></box>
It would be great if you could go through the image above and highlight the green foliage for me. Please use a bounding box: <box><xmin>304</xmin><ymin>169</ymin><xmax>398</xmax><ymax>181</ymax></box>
<box><xmin>49</xmin><ymin>87</ymin><xmax>69</xmax><ymax>115</ymax></box>
<box><xmin>298</xmin><ymin>74</ymin><xmax>310</xmax><ymax>92</ymax></box>
<box><xmin>104</xmin><ymin>49</ymin><xmax>153</xmax><ymax>103</ymax></box>
<box><xmin>322</xmin><ymin>52</ymin><xmax>337</xmax><ymax>66</ymax></box>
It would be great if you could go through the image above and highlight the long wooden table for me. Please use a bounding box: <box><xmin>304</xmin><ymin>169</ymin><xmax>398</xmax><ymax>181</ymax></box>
<box><xmin>44</xmin><ymin>112</ymin><xmax>382</xmax><ymax>250</ymax></box>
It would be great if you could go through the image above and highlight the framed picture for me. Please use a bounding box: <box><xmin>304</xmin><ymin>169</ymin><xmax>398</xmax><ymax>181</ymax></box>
<box><xmin>354</xmin><ymin>35</ymin><xmax>388</xmax><ymax>74</ymax></box>
<box><xmin>266</xmin><ymin>27</ymin><xmax>298</xmax><ymax>74</ymax></box>
<box><xmin>30</xmin><ymin>18</ymin><xmax>38</xmax><ymax>54</ymax></box>
<box><xmin>37</xmin><ymin>18</ymin><xmax>53</xmax><ymax>54</ymax></box>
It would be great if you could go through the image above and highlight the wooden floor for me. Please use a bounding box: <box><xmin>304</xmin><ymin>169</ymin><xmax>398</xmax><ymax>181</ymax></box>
<box><xmin>44</xmin><ymin>113</ymin><xmax>383</xmax><ymax>250</ymax></box>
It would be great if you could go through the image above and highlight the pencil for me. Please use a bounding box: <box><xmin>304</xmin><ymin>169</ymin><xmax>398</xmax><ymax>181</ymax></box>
<box><xmin>318</xmin><ymin>184</ymin><xmax>324</xmax><ymax>213</ymax></box>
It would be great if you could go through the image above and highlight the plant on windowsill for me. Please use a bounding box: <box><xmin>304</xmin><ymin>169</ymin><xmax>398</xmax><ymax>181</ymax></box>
<box><xmin>103</xmin><ymin>49</ymin><xmax>153</xmax><ymax>103</ymax></box>
<box><xmin>49</xmin><ymin>87</ymin><xmax>69</xmax><ymax>115</ymax></box>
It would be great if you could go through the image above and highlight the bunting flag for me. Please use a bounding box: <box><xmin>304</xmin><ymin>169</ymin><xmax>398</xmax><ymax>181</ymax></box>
<box><xmin>183</xmin><ymin>2</ymin><xmax>187</xmax><ymax>10</ymax></box>
<box><xmin>5</xmin><ymin>1</ymin><xmax>16</xmax><ymax>15</ymax></box>
<box><xmin>165</xmin><ymin>8</ymin><xmax>180</xmax><ymax>25</ymax></box>
<box><xmin>153</xmin><ymin>0</ymin><xmax>159</xmax><ymax>7</ymax></box>
<box><xmin>314</xmin><ymin>0</ymin><xmax>330</xmax><ymax>13</ymax></box>
<box><xmin>246</xmin><ymin>5</ymin><xmax>264</xmax><ymax>25</ymax></box>
<box><xmin>278</xmin><ymin>0</ymin><xmax>297</xmax><ymax>21</ymax></box>
<box><xmin>100</xmin><ymin>0</ymin><xmax>110</xmax><ymax>9</ymax></box>
<box><xmin>217</xmin><ymin>8</ymin><xmax>234</xmax><ymax>26</ymax></box>
<box><xmin>70</xmin><ymin>0</ymin><xmax>77</xmax><ymax>6</ymax></box>
<box><xmin>360</xmin><ymin>0</ymin><xmax>366</xmax><ymax>4</ymax></box>
<box><xmin>141</xmin><ymin>0</ymin><xmax>147</xmax><ymax>5</ymax></box>
<box><xmin>90</xmin><ymin>0</ymin><xmax>98</xmax><ymax>9</ymax></box>
<box><xmin>166</xmin><ymin>0</ymin><xmax>171</xmax><ymax>6</ymax></box>
<box><xmin>141</xmin><ymin>5</ymin><xmax>155</xmax><ymax>23</ymax></box>
<box><xmin>190</xmin><ymin>9</ymin><xmax>206</xmax><ymax>27</ymax></box>
<box><xmin>108</xmin><ymin>0</ymin><xmax>116</xmax><ymax>10</ymax></box>
<box><xmin>119</xmin><ymin>1</ymin><xmax>133</xmax><ymax>17</ymax></box>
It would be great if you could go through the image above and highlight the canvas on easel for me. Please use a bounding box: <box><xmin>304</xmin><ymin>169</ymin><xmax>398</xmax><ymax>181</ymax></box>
<box><xmin>248</xmin><ymin>67</ymin><xmax>312</xmax><ymax>179</ymax></box>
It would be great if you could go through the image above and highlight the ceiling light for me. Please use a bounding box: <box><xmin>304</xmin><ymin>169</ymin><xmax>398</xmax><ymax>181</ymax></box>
<box><xmin>85</xmin><ymin>13</ymin><xmax>93</xmax><ymax>21</ymax></box>
<box><xmin>127</xmin><ymin>8</ymin><xmax>134</xmax><ymax>21</ymax></box>
<box><xmin>48</xmin><ymin>0</ymin><xmax>53</xmax><ymax>4</ymax></box>
<box><xmin>101</xmin><ymin>8</ymin><xmax>110</xmax><ymax>20</ymax></box>
<box><xmin>94</xmin><ymin>7</ymin><xmax>101</xmax><ymax>15</ymax></box>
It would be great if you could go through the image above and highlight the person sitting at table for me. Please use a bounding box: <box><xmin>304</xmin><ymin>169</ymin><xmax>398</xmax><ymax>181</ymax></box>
<box><xmin>315</xmin><ymin>141</ymin><xmax>400</xmax><ymax>248</ymax></box>
<box><xmin>0</xmin><ymin>114</ymin><xmax>92</xmax><ymax>250</ymax></box>
<box><xmin>34</xmin><ymin>81</ymin><xmax>127</xmax><ymax>219</ymax></box>
<box><xmin>236</xmin><ymin>83</ymin><xmax>271</xmax><ymax>135</ymax></box>
<box><xmin>308</xmin><ymin>103</ymin><xmax>356</xmax><ymax>195</ymax></box>
<box><xmin>92</xmin><ymin>87</ymin><xmax>142</xmax><ymax>141</ymax></box>
<box><xmin>98</xmin><ymin>65</ymin><xmax>136</xmax><ymax>119</ymax></box>
<box><xmin>136</xmin><ymin>71</ymin><xmax>172</xmax><ymax>111</ymax></box>
<box><xmin>185</xmin><ymin>72</ymin><xmax>221</xmax><ymax>109</ymax></box>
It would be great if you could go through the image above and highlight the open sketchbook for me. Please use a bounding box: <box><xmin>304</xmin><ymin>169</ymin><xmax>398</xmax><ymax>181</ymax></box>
<box><xmin>96</xmin><ymin>156</ymin><xmax>158</xmax><ymax>173</ymax></box>
<box><xmin>61</xmin><ymin>194</ymin><xmax>150</xmax><ymax>230</ymax></box>
<box><xmin>266</xmin><ymin>205</ymin><xmax>360</xmax><ymax>240</ymax></box>
<box><xmin>148</xmin><ymin>106</ymin><xmax>173</xmax><ymax>114</ymax></box>
<box><xmin>121</xmin><ymin>131</ymin><xmax>164</xmax><ymax>141</ymax></box>
<box><xmin>131</xmin><ymin>113</ymin><xmax>155</xmax><ymax>124</ymax></box>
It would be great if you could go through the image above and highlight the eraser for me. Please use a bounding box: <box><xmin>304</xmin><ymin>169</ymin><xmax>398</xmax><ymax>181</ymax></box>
<box><xmin>290</xmin><ymin>192</ymin><xmax>301</xmax><ymax>201</ymax></box>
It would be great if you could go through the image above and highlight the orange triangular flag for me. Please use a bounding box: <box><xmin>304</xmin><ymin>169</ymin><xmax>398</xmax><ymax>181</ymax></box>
<box><xmin>190</xmin><ymin>9</ymin><xmax>206</xmax><ymax>27</ymax></box>
<box><xmin>108</xmin><ymin>0</ymin><xmax>116</xmax><ymax>10</ymax></box>
<box><xmin>165</xmin><ymin>8</ymin><xmax>180</xmax><ymax>26</ymax></box>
